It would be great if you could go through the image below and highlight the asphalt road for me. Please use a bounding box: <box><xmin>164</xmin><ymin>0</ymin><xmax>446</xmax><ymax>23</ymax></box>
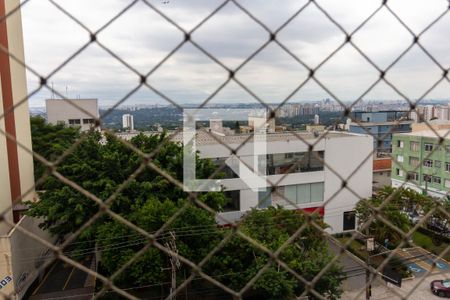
<box><xmin>328</xmin><ymin>239</ymin><xmax>380</xmax><ymax>291</ymax></box>
<box><xmin>31</xmin><ymin>256</ymin><xmax>93</xmax><ymax>296</ymax></box>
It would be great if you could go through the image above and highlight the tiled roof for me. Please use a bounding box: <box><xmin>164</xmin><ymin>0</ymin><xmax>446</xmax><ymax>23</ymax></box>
<box><xmin>373</xmin><ymin>158</ymin><xmax>391</xmax><ymax>171</ymax></box>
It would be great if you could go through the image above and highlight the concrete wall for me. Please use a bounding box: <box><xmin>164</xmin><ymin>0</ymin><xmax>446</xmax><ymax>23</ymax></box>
<box><xmin>0</xmin><ymin>1</ymin><xmax>55</xmax><ymax>298</ymax></box>
<box><xmin>322</xmin><ymin>135</ymin><xmax>373</xmax><ymax>232</ymax></box>
<box><xmin>46</xmin><ymin>99</ymin><xmax>99</xmax><ymax>131</ymax></box>
<box><xmin>373</xmin><ymin>171</ymin><xmax>391</xmax><ymax>190</ymax></box>
<box><xmin>0</xmin><ymin>217</ymin><xmax>55</xmax><ymax>299</ymax></box>
<box><xmin>0</xmin><ymin>75</ymin><xmax>14</xmax><ymax>233</ymax></box>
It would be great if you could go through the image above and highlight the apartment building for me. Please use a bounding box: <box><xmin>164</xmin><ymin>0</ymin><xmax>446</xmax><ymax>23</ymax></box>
<box><xmin>391</xmin><ymin>130</ymin><xmax>450</xmax><ymax>199</ymax></box>
<box><xmin>46</xmin><ymin>98</ymin><xmax>99</xmax><ymax>131</ymax></box>
<box><xmin>348</xmin><ymin>111</ymin><xmax>412</xmax><ymax>156</ymax></box>
<box><xmin>0</xmin><ymin>1</ymin><xmax>54</xmax><ymax>298</ymax></box>
<box><xmin>122</xmin><ymin>113</ymin><xmax>134</xmax><ymax>131</ymax></box>
<box><xmin>194</xmin><ymin>131</ymin><xmax>373</xmax><ymax>233</ymax></box>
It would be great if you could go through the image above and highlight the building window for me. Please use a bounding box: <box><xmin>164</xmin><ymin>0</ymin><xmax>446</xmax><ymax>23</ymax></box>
<box><xmin>409</xmin><ymin>156</ymin><xmax>419</xmax><ymax>167</ymax></box>
<box><xmin>445</xmin><ymin>179</ymin><xmax>450</xmax><ymax>189</ymax></box>
<box><xmin>435</xmin><ymin>160</ymin><xmax>442</xmax><ymax>169</ymax></box>
<box><xmin>56</xmin><ymin>120</ymin><xmax>65</xmax><ymax>125</ymax></box>
<box><xmin>433</xmin><ymin>176</ymin><xmax>441</xmax><ymax>184</ymax></box>
<box><xmin>265</xmin><ymin>151</ymin><xmax>324</xmax><ymax>175</ymax></box>
<box><xmin>258</xmin><ymin>189</ymin><xmax>272</xmax><ymax>209</ymax></box>
<box><xmin>423</xmin><ymin>175</ymin><xmax>432</xmax><ymax>183</ymax></box>
<box><xmin>410</xmin><ymin>141</ymin><xmax>419</xmax><ymax>151</ymax></box>
<box><xmin>283</xmin><ymin>182</ymin><xmax>324</xmax><ymax>204</ymax></box>
<box><xmin>423</xmin><ymin>159</ymin><xmax>433</xmax><ymax>168</ymax></box>
<box><xmin>446</xmin><ymin>163</ymin><xmax>450</xmax><ymax>172</ymax></box>
<box><xmin>397</xmin><ymin>155</ymin><xmax>404</xmax><ymax>163</ymax></box>
<box><xmin>396</xmin><ymin>168</ymin><xmax>404</xmax><ymax>177</ymax></box>
<box><xmin>446</xmin><ymin>145</ymin><xmax>450</xmax><ymax>154</ymax></box>
<box><xmin>407</xmin><ymin>172</ymin><xmax>418</xmax><ymax>181</ymax></box>
<box><xmin>68</xmin><ymin>119</ymin><xmax>81</xmax><ymax>125</ymax></box>
<box><xmin>343</xmin><ymin>211</ymin><xmax>356</xmax><ymax>231</ymax></box>
<box><xmin>284</xmin><ymin>153</ymin><xmax>294</xmax><ymax>159</ymax></box>
<box><xmin>424</xmin><ymin>143</ymin><xmax>433</xmax><ymax>151</ymax></box>
<box><xmin>223</xmin><ymin>190</ymin><xmax>240</xmax><ymax>212</ymax></box>
<box><xmin>397</xmin><ymin>140</ymin><xmax>404</xmax><ymax>148</ymax></box>
<box><xmin>83</xmin><ymin>118</ymin><xmax>94</xmax><ymax>124</ymax></box>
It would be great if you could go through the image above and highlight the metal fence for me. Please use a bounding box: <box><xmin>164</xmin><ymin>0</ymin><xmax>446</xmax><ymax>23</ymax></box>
<box><xmin>1</xmin><ymin>0</ymin><xmax>450</xmax><ymax>299</ymax></box>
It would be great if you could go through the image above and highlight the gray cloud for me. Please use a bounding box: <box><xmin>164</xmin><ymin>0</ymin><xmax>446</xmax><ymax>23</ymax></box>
<box><xmin>21</xmin><ymin>0</ymin><xmax>450</xmax><ymax>107</ymax></box>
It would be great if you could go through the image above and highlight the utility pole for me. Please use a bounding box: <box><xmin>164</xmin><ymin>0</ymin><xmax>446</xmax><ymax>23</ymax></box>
<box><xmin>365</xmin><ymin>235</ymin><xmax>374</xmax><ymax>300</ymax></box>
<box><xmin>163</xmin><ymin>231</ymin><xmax>180</xmax><ymax>300</ymax></box>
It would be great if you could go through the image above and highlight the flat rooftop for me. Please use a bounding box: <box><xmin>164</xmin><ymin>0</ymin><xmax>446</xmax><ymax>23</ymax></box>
<box><xmin>398</xmin><ymin>129</ymin><xmax>450</xmax><ymax>138</ymax></box>
<box><xmin>116</xmin><ymin>130</ymin><xmax>370</xmax><ymax>145</ymax></box>
<box><xmin>350</xmin><ymin>120</ymin><xmax>413</xmax><ymax>126</ymax></box>
<box><xmin>193</xmin><ymin>131</ymin><xmax>365</xmax><ymax>145</ymax></box>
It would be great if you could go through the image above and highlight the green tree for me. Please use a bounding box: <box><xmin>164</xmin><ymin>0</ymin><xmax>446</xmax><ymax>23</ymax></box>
<box><xmin>26</xmin><ymin>127</ymin><xmax>220</xmax><ymax>237</ymax></box>
<box><xmin>205</xmin><ymin>207</ymin><xmax>343</xmax><ymax>300</ymax></box>
<box><xmin>355</xmin><ymin>186</ymin><xmax>433</xmax><ymax>245</ymax></box>
<box><xmin>28</xmin><ymin>120</ymin><xmax>343</xmax><ymax>299</ymax></box>
<box><xmin>30</xmin><ymin>116</ymin><xmax>80</xmax><ymax>182</ymax></box>
<box><xmin>234</xmin><ymin>121</ymin><xmax>241</xmax><ymax>134</ymax></box>
<box><xmin>96</xmin><ymin>198</ymin><xmax>222</xmax><ymax>287</ymax></box>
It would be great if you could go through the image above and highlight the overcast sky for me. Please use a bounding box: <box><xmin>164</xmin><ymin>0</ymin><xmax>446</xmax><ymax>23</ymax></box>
<box><xmin>20</xmin><ymin>0</ymin><xmax>450</xmax><ymax>107</ymax></box>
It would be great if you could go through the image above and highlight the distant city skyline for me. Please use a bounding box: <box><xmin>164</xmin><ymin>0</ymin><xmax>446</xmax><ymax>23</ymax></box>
<box><xmin>21</xmin><ymin>0</ymin><xmax>450</xmax><ymax>107</ymax></box>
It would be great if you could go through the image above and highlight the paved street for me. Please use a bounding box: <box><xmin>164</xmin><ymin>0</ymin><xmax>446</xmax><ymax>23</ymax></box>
<box><xmin>329</xmin><ymin>239</ymin><xmax>372</xmax><ymax>291</ymax></box>
<box><xmin>29</xmin><ymin>256</ymin><xmax>95</xmax><ymax>300</ymax></box>
<box><xmin>341</xmin><ymin>272</ymin><xmax>450</xmax><ymax>299</ymax></box>
<box><xmin>340</xmin><ymin>247</ymin><xmax>450</xmax><ymax>299</ymax></box>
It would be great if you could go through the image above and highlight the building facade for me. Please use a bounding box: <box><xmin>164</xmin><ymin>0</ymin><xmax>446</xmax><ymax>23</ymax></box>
<box><xmin>391</xmin><ymin>130</ymin><xmax>450</xmax><ymax>199</ymax></box>
<box><xmin>348</xmin><ymin>111</ymin><xmax>412</xmax><ymax>156</ymax></box>
<box><xmin>373</xmin><ymin>158</ymin><xmax>392</xmax><ymax>191</ymax></box>
<box><xmin>195</xmin><ymin>131</ymin><xmax>373</xmax><ymax>233</ymax></box>
<box><xmin>122</xmin><ymin>113</ymin><xmax>134</xmax><ymax>131</ymax></box>
<box><xmin>46</xmin><ymin>98</ymin><xmax>99</xmax><ymax>131</ymax></box>
<box><xmin>0</xmin><ymin>1</ymin><xmax>54</xmax><ymax>298</ymax></box>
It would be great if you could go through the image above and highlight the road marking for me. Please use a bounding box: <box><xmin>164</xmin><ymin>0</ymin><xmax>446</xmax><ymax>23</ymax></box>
<box><xmin>63</xmin><ymin>267</ymin><xmax>76</xmax><ymax>291</ymax></box>
<box><xmin>32</xmin><ymin>262</ymin><xmax>58</xmax><ymax>295</ymax></box>
<box><xmin>397</xmin><ymin>247</ymin><xmax>450</xmax><ymax>273</ymax></box>
<box><xmin>408</xmin><ymin>264</ymin><xmax>423</xmax><ymax>273</ymax></box>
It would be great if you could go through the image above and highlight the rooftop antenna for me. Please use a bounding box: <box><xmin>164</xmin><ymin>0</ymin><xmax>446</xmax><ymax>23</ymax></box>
<box><xmin>65</xmin><ymin>85</ymin><xmax>68</xmax><ymax>98</ymax></box>
<box><xmin>51</xmin><ymin>82</ymin><xmax>55</xmax><ymax>99</ymax></box>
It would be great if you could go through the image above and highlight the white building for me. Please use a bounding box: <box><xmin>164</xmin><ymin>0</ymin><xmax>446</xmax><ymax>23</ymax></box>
<box><xmin>115</xmin><ymin>130</ymin><xmax>373</xmax><ymax>233</ymax></box>
<box><xmin>0</xmin><ymin>1</ymin><xmax>54</xmax><ymax>298</ymax></box>
<box><xmin>46</xmin><ymin>98</ymin><xmax>99</xmax><ymax>131</ymax></box>
<box><xmin>314</xmin><ymin>114</ymin><xmax>320</xmax><ymax>125</ymax></box>
<box><xmin>195</xmin><ymin>131</ymin><xmax>373</xmax><ymax>233</ymax></box>
<box><xmin>436</xmin><ymin>105</ymin><xmax>450</xmax><ymax>121</ymax></box>
<box><xmin>122</xmin><ymin>113</ymin><xmax>134</xmax><ymax>131</ymax></box>
<box><xmin>248</xmin><ymin>114</ymin><xmax>275</xmax><ymax>133</ymax></box>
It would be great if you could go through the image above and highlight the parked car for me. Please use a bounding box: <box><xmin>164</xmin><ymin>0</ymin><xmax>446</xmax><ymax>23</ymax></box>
<box><xmin>431</xmin><ymin>279</ymin><xmax>450</xmax><ymax>297</ymax></box>
<box><xmin>408</xmin><ymin>213</ymin><xmax>421</xmax><ymax>225</ymax></box>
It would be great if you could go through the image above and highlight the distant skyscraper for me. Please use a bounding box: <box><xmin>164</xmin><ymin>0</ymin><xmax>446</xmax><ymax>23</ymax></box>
<box><xmin>122</xmin><ymin>113</ymin><xmax>134</xmax><ymax>131</ymax></box>
<box><xmin>314</xmin><ymin>114</ymin><xmax>320</xmax><ymax>125</ymax></box>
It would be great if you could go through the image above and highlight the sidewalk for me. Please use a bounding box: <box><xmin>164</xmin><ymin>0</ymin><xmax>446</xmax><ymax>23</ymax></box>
<box><xmin>341</xmin><ymin>273</ymin><xmax>450</xmax><ymax>299</ymax></box>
